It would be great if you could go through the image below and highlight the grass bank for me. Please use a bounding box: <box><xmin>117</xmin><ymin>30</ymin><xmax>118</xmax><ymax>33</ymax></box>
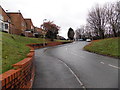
<box><xmin>55</xmin><ymin>39</ymin><xmax>70</xmax><ymax>42</ymax></box>
<box><xmin>1</xmin><ymin>32</ymin><xmax>50</xmax><ymax>74</ymax></box>
<box><xmin>1</xmin><ymin>32</ymin><xmax>69</xmax><ymax>74</ymax></box>
<box><xmin>84</xmin><ymin>37</ymin><xmax>119</xmax><ymax>58</ymax></box>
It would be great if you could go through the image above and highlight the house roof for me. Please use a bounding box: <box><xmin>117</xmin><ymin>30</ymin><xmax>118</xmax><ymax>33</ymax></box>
<box><xmin>7</xmin><ymin>12</ymin><xmax>25</xmax><ymax>21</ymax></box>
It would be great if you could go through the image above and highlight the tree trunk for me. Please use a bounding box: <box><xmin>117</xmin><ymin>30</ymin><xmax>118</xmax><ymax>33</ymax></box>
<box><xmin>112</xmin><ymin>28</ymin><xmax>117</xmax><ymax>37</ymax></box>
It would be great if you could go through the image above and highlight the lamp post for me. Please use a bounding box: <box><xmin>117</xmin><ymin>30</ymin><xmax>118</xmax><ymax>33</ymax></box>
<box><xmin>42</xmin><ymin>19</ymin><xmax>47</xmax><ymax>46</ymax></box>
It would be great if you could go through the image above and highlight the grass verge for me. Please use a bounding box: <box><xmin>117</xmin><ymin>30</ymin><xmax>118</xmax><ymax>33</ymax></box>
<box><xmin>1</xmin><ymin>32</ymin><xmax>69</xmax><ymax>74</ymax></box>
<box><xmin>84</xmin><ymin>37</ymin><xmax>120</xmax><ymax>58</ymax></box>
<box><xmin>54</xmin><ymin>39</ymin><xmax>70</xmax><ymax>42</ymax></box>
<box><xmin>1</xmin><ymin>32</ymin><xmax>49</xmax><ymax>74</ymax></box>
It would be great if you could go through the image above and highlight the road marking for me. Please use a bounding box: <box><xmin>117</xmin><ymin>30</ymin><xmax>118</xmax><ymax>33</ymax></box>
<box><xmin>58</xmin><ymin>59</ymin><xmax>86</xmax><ymax>89</ymax></box>
<box><xmin>100</xmin><ymin>62</ymin><xmax>104</xmax><ymax>64</ymax></box>
<box><xmin>108</xmin><ymin>64</ymin><xmax>120</xmax><ymax>69</ymax></box>
<box><xmin>44</xmin><ymin>48</ymin><xmax>48</xmax><ymax>52</ymax></box>
<box><xmin>71</xmin><ymin>53</ymin><xmax>78</xmax><ymax>56</ymax></box>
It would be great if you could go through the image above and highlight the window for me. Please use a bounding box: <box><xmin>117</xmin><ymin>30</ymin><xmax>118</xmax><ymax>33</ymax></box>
<box><xmin>5</xmin><ymin>24</ymin><xmax>8</xmax><ymax>29</ymax></box>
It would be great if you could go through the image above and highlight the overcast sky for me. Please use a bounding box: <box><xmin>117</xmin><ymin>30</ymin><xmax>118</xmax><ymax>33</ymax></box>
<box><xmin>1</xmin><ymin>0</ymin><xmax>117</xmax><ymax>38</ymax></box>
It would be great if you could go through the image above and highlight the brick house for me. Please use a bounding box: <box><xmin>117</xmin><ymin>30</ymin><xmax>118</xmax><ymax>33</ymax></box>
<box><xmin>24</xmin><ymin>19</ymin><xmax>34</xmax><ymax>37</ymax></box>
<box><xmin>34</xmin><ymin>27</ymin><xmax>46</xmax><ymax>38</ymax></box>
<box><xmin>0</xmin><ymin>6</ymin><xmax>15</xmax><ymax>33</ymax></box>
<box><xmin>7</xmin><ymin>12</ymin><xmax>27</xmax><ymax>35</ymax></box>
<box><xmin>0</xmin><ymin>6</ymin><xmax>37</xmax><ymax>37</ymax></box>
<box><xmin>35</xmin><ymin>27</ymin><xmax>43</xmax><ymax>34</ymax></box>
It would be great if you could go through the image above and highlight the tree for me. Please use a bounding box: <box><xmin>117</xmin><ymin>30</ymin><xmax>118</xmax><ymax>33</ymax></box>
<box><xmin>75</xmin><ymin>29</ymin><xmax>81</xmax><ymax>41</ymax></box>
<box><xmin>41</xmin><ymin>21</ymin><xmax>60</xmax><ymax>41</ymax></box>
<box><xmin>87</xmin><ymin>5</ymin><xmax>107</xmax><ymax>39</ymax></box>
<box><xmin>67</xmin><ymin>27</ymin><xmax>75</xmax><ymax>40</ymax></box>
<box><xmin>105</xmin><ymin>2</ymin><xmax>119</xmax><ymax>37</ymax></box>
<box><xmin>116</xmin><ymin>1</ymin><xmax>120</xmax><ymax>36</ymax></box>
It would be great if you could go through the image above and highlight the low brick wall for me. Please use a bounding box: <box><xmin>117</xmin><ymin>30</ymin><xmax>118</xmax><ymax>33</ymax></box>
<box><xmin>0</xmin><ymin>50</ymin><xmax>35</xmax><ymax>89</ymax></box>
<box><xmin>27</xmin><ymin>42</ymin><xmax>71</xmax><ymax>49</ymax></box>
<box><xmin>0</xmin><ymin>41</ymin><xmax>71</xmax><ymax>89</ymax></box>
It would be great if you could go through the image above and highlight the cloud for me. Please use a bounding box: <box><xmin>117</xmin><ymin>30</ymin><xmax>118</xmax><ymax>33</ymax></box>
<box><xmin>1</xmin><ymin>0</ymin><xmax>117</xmax><ymax>38</ymax></box>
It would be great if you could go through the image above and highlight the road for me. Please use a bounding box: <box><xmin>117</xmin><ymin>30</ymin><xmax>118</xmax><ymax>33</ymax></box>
<box><xmin>32</xmin><ymin>41</ymin><xmax>119</xmax><ymax>88</ymax></box>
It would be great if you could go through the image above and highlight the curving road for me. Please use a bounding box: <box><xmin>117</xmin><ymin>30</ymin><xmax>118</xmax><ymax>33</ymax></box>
<box><xmin>33</xmin><ymin>41</ymin><xmax>119</xmax><ymax>89</ymax></box>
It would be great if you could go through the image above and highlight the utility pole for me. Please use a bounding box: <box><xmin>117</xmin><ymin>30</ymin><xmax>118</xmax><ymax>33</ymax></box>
<box><xmin>42</xmin><ymin>19</ymin><xmax>47</xmax><ymax>46</ymax></box>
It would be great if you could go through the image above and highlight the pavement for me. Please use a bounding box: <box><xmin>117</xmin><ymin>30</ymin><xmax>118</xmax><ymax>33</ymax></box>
<box><xmin>32</xmin><ymin>41</ymin><xmax>119</xmax><ymax>88</ymax></box>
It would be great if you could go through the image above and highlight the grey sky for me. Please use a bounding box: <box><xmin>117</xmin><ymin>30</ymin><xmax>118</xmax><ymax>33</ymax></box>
<box><xmin>1</xmin><ymin>0</ymin><xmax>117</xmax><ymax>38</ymax></box>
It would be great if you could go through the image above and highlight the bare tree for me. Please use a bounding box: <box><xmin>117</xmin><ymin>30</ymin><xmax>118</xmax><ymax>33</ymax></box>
<box><xmin>75</xmin><ymin>28</ymin><xmax>81</xmax><ymax>40</ymax></box>
<box><xmin>116</xmin><ymin>1</ymin><xmax>120</xmax><ymax>36</ymax></box>
<box><xmin>85</xmin><ymin>25</ymin><xmax>93</xmax><ymax>39</ymax></box>
<box><xmin>87</xmin><ymin>5</ymin><xmax>107</xmax><ymax>39</ymax></box>
<box><xmin>105</xmin><ymin>2</ymin><xmax>119</xmax><ymax>37</ymax></box>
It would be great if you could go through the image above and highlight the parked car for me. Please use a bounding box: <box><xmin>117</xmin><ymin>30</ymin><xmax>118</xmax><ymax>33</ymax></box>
<box><xmin>78</xmin><ymin>39</ymin><xmax>83</xmax><ymax>41</ymax></box>
<box><xmin>86</xmin><ymin>39</ymin><xmax>91</xmax><ymax>42</ymax></box>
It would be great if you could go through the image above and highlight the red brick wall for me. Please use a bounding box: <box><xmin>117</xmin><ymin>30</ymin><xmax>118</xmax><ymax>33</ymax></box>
<box><xmin>0</xmin><ymin>7</ymin><xmax>10</xmax><ymax>22</ymax></box>
<box><xmin>0</xmin><ymin>7</ymin><xmax>16</xmax><ymax>33</ymax></box>
<box><xmin>0</xmin><ymin>49</ymin><xmax>35</xmax><ymax>89</ymax></box>
<box><xmin>25</xmin><ymin>19</ymin><xmax>34</xmax><ymax>30</ymax></box>
<box><xmin>0</xmin><ymin>42</ymin><xmax>71</xmax><ymax>89</ymax></box>
<box><xmin>7</xmin><ymin>13</ymin><xmax>27</xmax><ymax>35</ymax></box>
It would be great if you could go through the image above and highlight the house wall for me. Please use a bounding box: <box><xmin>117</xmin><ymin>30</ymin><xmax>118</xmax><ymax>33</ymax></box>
<box><xmin>0</xmin><ymin>6</ymin><xmax>35</xmax><ymax>37</ymax></box>
<box><xmin>25</xmin><ymin>19</ymin><xmax>34</xmax><ymax>30</ymax></box>
<box><xmin>0</xmin><ymin>7</ymin><xmax>10</xmax><ymax>22</ymax></box>
<box><xmin>24</xmin><ymin>19</ymin><xmax>35</xmax><ymax>37</ymax></box>
<box><xmin>36</xmin><ymin>28</ymin><xmax>43</xmax><ymax>34</ymax></box>
<box><xmin>0</xmin><ymin>7</ymin><xmax>11</xmax><ymax>32</ymax></box>
<box><xmin>7</xmin><ymin>13</ymin><xmax>27</xmax><ymax>35</ymax></box>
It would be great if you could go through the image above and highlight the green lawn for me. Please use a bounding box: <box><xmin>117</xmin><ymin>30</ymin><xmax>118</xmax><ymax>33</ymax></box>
<box><xmin>84</xmin><ymin>38</ymin><xmax>119</xmax><ymax>58</ymax></box>
<box><xmin>1</xmin><ymin>32</ymin><xmax>69</xmax><ymax>74</ymax></box>
<box><xmin>1</xmin><ymin>32</ymin><xmax>50</xmax><ymax>74</ymax></box>
<box><xmin>54</xmin><ymin>39</ymin><xmax>70</xmax><ymax>42</ymax></box>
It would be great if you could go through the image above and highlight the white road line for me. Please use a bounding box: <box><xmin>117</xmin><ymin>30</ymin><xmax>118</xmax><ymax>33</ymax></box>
<box><xmin>108</xmin><ymin>64</ymin><xmax>120</xmax><ymax>69</ymax></box>
<box><xmin>71</xmin><ymin>53</ymin><xmax>78</xmax><ymax>56</ymax></box>
<box><xmin>100</xmin><ymin>62</ymin><xmax>105</xmax><ymax>64</ymax></box>
<box><xmin>58</xmin><ymin>59</ymin><xmax>86</xmax><ymax>89</ymax></box>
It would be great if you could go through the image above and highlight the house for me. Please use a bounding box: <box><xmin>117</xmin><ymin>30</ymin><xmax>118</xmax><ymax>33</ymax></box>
<box><xmin>34</xmin><ymin>27</ymin><xmax>43</xmax><ymax>38</ymax></box>
<box><xmin>0</xmin><ymin>6</ymin><xmax>15</xmax><ymax>33</ymax></box>
<box><xmin>24</xmin><ymin>19</ymin><xmax>35</xmax><ymax>37</ymax></box>
<box><xmin>0</xmin><ymin>6</ymin><xmax>39</xmax><ymax>38</ymax></box>
<box><xmin>7</xmin><ymin>12</ymin><xmax>27</xmax><ymax>35</ymax></box>
<box><xmin>34</xmin><ymin>27</ymin><xmax>47</xmax><ymax>38</ymax></box>
<box><xmin>35</xmin><ymin>27</ymin><xmax>43</xmax><ymax>34</ymax></box>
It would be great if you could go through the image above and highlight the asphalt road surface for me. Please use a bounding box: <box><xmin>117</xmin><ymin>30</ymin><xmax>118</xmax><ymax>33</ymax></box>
<box><xmin>33</xmin><ymin>41</ymin><xmax>119</xmax><ymax>89</ymax></box>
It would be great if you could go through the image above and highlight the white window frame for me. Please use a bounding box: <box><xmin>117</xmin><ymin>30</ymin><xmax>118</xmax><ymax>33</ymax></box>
<box><xmin>3</xmin><ymin>22</ymin><xmax>9</xmax><ymax>33</ymax></box>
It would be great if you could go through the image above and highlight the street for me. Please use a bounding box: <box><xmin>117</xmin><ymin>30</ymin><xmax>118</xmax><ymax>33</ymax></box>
<box><xmin>33</xmin><ymin>42</ymin><xmax>118</xmax><ymax>88</ymax></box>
